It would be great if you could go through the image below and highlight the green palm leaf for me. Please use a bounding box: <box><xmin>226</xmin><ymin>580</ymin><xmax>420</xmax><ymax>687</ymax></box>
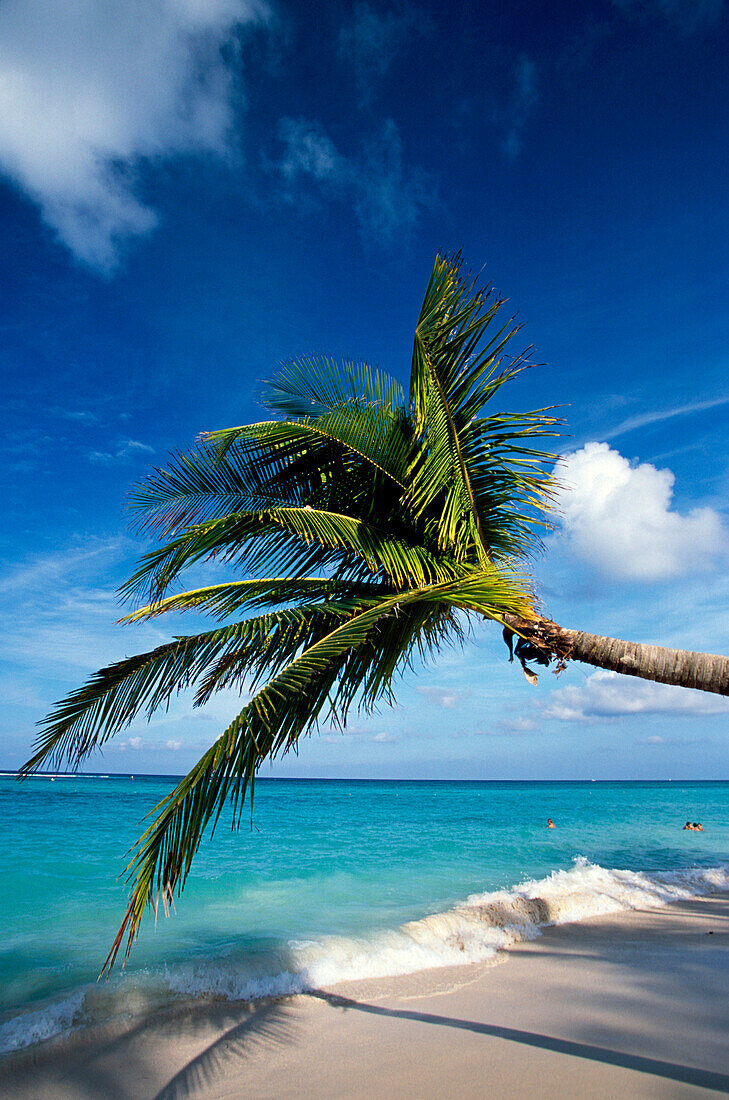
<box><xmin>24</xmin><ymin>251</ymin><xmax>561</xmax><ymax>970</ymax></box>
<box><xmin>102</xmin><ymin>569</ymin><xmax>533</xmax><ymax>970</ymax></box>
<box><xmin>261</xmin><ymin>357</ymin><xmax>406</xmax><ymax>419</ymax></box>
<box><xmin>121</xmin><ymin>504</ymin><xmax>464</xmax><ymax>603</ymax></box>
<box><xmin>121</xmin><ymin>576</ymin><xmax>385</xmax><ymax>622</ymax></box>
<box><xmin>407</xmin><ymin>254</ymin><xmax>560</xmax><ymax>565</ymax></box>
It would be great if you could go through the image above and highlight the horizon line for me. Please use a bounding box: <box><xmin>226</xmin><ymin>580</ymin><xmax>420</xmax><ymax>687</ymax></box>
<box><xmin>2</xmin><ymin>771</ymin><xmax>728</xmax><ymax>783</ymax></box>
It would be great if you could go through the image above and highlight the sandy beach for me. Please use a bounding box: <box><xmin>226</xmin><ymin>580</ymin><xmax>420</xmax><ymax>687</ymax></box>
<box><xmin>2</xmin><ymin>892</ymin><xmax>728</xmax><ymax>1099</ymax></box>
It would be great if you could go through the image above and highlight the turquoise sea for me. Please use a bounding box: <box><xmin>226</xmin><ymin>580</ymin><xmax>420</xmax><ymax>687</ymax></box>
<box><xmin>1</xmin><ymin>775</ymin><xmax>728</xmax><ymax>1053</ymax></box>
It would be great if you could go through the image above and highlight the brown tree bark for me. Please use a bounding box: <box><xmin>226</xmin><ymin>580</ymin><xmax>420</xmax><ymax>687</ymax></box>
<box><xmin>502</xmin><ymin>613</ymin><xmax>729</xmax><ymax>696</ymax></box>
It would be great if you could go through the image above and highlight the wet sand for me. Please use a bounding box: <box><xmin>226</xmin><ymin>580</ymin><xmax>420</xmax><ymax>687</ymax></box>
<box><xmin>3</xmin><ymin>893</ymin><xmax>729</xmax><ymax>1099</ymax></box>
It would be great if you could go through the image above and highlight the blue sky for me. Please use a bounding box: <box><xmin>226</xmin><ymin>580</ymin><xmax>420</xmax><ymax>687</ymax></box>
<box><xmin>1</xmin><ymin>0</ymin><xmax>728</xmax><ymax>779</ymax></box>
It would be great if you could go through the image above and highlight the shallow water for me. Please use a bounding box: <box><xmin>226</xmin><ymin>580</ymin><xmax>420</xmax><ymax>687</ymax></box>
<box><xmin>1</xmin><ymin>775</ymin><xmax>727</xmax><ymax>1052</ymax></box>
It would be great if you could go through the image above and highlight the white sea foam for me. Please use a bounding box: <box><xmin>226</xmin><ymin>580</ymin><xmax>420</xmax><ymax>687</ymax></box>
<box><xmin>0</xmin><ymin>988</ymin><xmax>87</xmax><ymax>1054</ymax></box>
<box><xmin>3</xmin><ymin>859</ymin><xmax>727</xmax><ymax>1055</ymax></box>
<box><xmin>165</xmin><ymin>859</ymin><xmax>729</xmax><ymax>1002</ymax></box>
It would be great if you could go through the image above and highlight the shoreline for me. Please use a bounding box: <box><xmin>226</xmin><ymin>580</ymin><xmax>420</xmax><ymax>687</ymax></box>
<box><xmin>3</xmin><ymin>859</ymin><xmax>727</xmax><ymax>1062</ymax></box>
<box><xmin>3</xmin><ymin>892</ymin><xmax>729</xmax><ymax>1098</ymax></box>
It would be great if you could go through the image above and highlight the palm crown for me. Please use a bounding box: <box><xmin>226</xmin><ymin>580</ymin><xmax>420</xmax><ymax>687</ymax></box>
<box><xmin>23</xmin><ymin>255</ymin><xmax>559</xmax><ymax>969</ymax></box>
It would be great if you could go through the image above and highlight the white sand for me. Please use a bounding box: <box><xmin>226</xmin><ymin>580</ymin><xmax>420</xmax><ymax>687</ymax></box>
<box><xmin>3</xmin><ymin>893</ymin><xmax>729</xmax><ymax>1099</ymax></box>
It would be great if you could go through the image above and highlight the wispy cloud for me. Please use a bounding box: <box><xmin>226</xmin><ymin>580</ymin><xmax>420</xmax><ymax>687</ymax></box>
<box><xmin>636</xmin><ymin>733</ymin><xmax>708</xmax><ymax>745</ymax></box>
<box><xmin>274</xmin><ymin>117</ymin><xmax>431</xmax><ymax>243</ymax></box>
<box><xmin>555</xmin><ymin>442</ymin><xmax>726</xmax><ymax>581</ymax></box>
<box><xmin>599</xmin><ymin>395</ymin><xmax>729</xmax><ymax>443</ymax></box>
<box><xmin>502</xmin><ymin>55</ymin><xmax>538</xmax><ymax>160</ymax></box>
<box><xmin>338</xmin><ymin>2</ymin><xmax>428</xmax><ymax>105</ymax></box>
<box><xmin>0</xmin><ymin>539</ymin><xmax>249</xmax><ymax>767</ymax></box>
<box><xmin>611</xmin><ymin>0</ymin><xmax>723</xmax><ymax>32</ymax></box>
<box><xmin>53</xmin><ymin>409</ymin><xmax>98</xmax><ymax>425</ymax></box>
<box><xmin>478</xmin><ymin>716</ymin><xmax>538</xmax><ymax>737</ymax></box>
<box><xmin>278</xmin><ymin>119</ymin><xmax>342</xmax><ymax>183</ymax></box>
<box><xmin>545</xmin><ymin>669</ymin><xmax>729</xmax><ymax>722</ymax></box>
<box><xmin>88</xmin><ymin>439</ymin><xmax>155</xmax><ymax>464</ymax></box>
<box><xmin>0</xmin><ymin>538</ymin><xmax>129</xmax><ymax>597</ymax></box>
<box><xmin>0</xmin><ymin>0</ymin><xmax>271</xmax><ymax>272</ymax></box>
<box><xmin>416</xmin><ymin>685</ymin><xmax>469</xmax><ymax>709</ymax></box>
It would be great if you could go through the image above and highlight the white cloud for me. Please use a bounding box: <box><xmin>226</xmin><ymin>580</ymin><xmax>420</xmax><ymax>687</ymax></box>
<box><xmin>0</xmin><ymin>540</ymin><xmax>256</xmax><ymax>769</ymax></box>
<box><xmin>372</xmin><ymin>731</ymin><xmax>398</xmax><ymax>743</ymax></box>
<box><xmin>0</xmin><ymin>538</ymin><xmax>129</xmax><ymax>597</ymax></box>
<box><xmin>636</xmin><ymin>733</ymin><xmax>707</xmax><ymax>745</ymax></box>
<box><xmin>338</xmin><ymin>2</ymin><xmax>426</xmax><ymax>105</ymax></box>
<box><xmin>88</xmin><ymin>439</ymin><xmax>155</xmax><ymax>464</ymax></box>
<box><xmin>166</xmin><ymin>739</ymin><xmax>183</xmax><ymax>750</ymax></box>
<box><xmin>278</xmin><ymin>119</ymin><xmax>343</xmax><ymax>182</ymax></box>
<box><xmin>600</xmin><ymin>395</ymin><xmax>729</xmax><ymax>443</ymax></box>
<box><xmin>545</xmin><ymin>669</ymin><xmax>729</xmax><ymax>722</ymax></box>
<box><xmin>274</xmin><ymin>117</ymin><xmax>430</xmax><ymax>243</ymax></box>
<box><xmin>556</xmin><ymin>442</ymin><xmax>726</xmax><ymax>581</ymax></box>
<box><xmin>416</xmin><ymin>685</ymin><xmax>467</xmax><ymax>709</ymax></box>
<box><xmin>54</xmin><ymin>409</ymin><xmax>98</xmax><ymax>425</ymax></box>
<box><xmin>354</xmin><ymin>121</ymin><xmax>430</xmax><ymax>240</ymax></box>
<box><xmin>0</xmin><ymin>0</ymin><xmax>270</xmax><ymax>271</ymax></box>
<box><xmin>482</xmin><ymin>717</ymin><xmax>538</xmax><ymax>737</ymax></box>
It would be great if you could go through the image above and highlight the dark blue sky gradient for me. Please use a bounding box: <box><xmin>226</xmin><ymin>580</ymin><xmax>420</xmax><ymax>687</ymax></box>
<box><xmin>1</xmin><ymin>0</ymin><xmax>728</xmax><ymax>776</ymax></box>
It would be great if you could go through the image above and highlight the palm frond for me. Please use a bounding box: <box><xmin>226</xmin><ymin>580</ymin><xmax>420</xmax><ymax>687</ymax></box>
<box><xmin>120</xmin><ymin>505</ymin><xmax>463</xmax><ymax>604</ymax></box>
<box><xmin>408</xmin><ymin>254</ymin><xmax>558</xmax><ymax>562</ymax></box>
<box><xmin>121</xmin><ymin>576</ymin><xmax>385</xmax><ymax>623</ymax></box>
<box><xmin>206</xmin><ymin>404</ymin><xmax>413</xmax><ymax>490</ymax></box>
<box><xmin>262</xmin><ymin>357</ymin><xmax>406</xmax><ymax>419</ymax></box>
<box><xmin>25</xmin><ymin>250</ymin><xmax>562</xmax><ymax>974</ymax></box>
<box><xmin>103</xmin><ymin>568</ymin><xmax>534</xmax><ymax>971</ymax></box>
<box><xmin>23</xmin><ymin>604</ymin><xmax>374</xmax><ymax>775</ymax></box>
<box><xmin>129</xmin><ymin>441</ymin><xmax>310</xmax><ymax>536</ymax></box>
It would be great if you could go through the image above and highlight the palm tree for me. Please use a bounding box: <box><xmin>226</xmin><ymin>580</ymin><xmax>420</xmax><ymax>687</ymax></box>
<box><xmin>21</xmin><ymin>254</ymin><xmax>729</xmax><ymax>971</ymax></box>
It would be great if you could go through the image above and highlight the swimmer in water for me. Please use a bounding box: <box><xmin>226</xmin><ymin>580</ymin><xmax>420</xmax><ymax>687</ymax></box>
<box><xmin>683</xmin><ymin>821</ymin><xmax>693</xmax><ymax>830</ymax></box>
<box><xmin>547</xmin><ymin>818</ymin><xmax>555</xmax><ymax>828</ymax></box>
<box><xmin>694</xmin><ymin>822</ymin><xmax>704</xmax><ymax>831</ymax></box>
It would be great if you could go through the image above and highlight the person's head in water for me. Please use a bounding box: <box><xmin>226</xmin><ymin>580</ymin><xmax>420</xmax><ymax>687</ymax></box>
<box><xmin>684</xmin><ymin>821</ymin><xmax>692</xmax><ymax>829</ymax></box>
<box><xmin>547</xmin><ymin>818</ymin><xmax>555</xmax><ymax>828</ymax></box>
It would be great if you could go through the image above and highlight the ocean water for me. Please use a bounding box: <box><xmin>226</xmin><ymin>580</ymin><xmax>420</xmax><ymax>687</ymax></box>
<box><xmin>1</xmin><ymin>774</ymin><xmax>728</xmax><ymax>1054</ymax></box>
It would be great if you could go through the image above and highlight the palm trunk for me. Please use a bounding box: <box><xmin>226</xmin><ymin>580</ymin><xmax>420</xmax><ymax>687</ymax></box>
<box><xmin>502</xmin><ymin>613</ymin><xmax>729</xmax><ymax>696</ymax></box>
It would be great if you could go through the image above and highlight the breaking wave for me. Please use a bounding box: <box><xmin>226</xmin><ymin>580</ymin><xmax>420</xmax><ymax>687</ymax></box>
<box><xmin>2</xmin><ymin>858</ymin><xmax>727</xmax><ymax>1056</ymax></box>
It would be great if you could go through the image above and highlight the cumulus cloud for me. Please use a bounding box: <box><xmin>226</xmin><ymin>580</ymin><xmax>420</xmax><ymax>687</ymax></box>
<box><xmin>338</xmin><ymin>2</ymin><xmax>427</xmax><ymax>105</ymax></box>
<box><xmin>545</xmin><ymin>669</ymin><xmax>729</xmax><ymax>722</ymax></box>
<box><xmin>556</xmin><ymin>442</ymin><xmax>726</xmax><ymax>581</ymax></box>
<box><xmin>0</xmin><ymin>0</ymin><xmax>270</xmax><ymax>271</ymax></box>
<box><xmin>274</xmin><ymin>117</ymin><xmax>430</xmax><ymax>243</ymax></box>
<box><xmin>117</xmin><ymin>735</ymin><xmax>143</xmax><ymax>750</ymax></box>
